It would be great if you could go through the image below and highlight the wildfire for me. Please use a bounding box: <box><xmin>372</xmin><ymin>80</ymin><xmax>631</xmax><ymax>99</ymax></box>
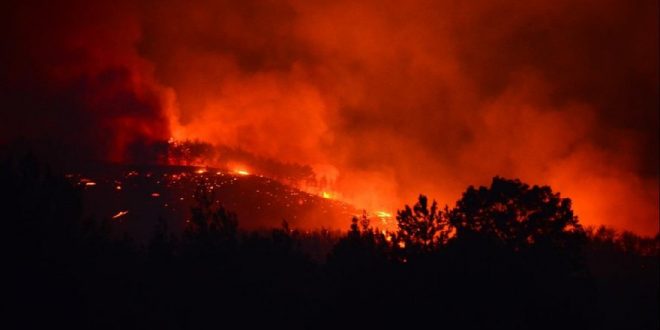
<box><xmin>321</xmin><ymin>191</ymin><xmax>333</xmax><ymax>199</ymax></box>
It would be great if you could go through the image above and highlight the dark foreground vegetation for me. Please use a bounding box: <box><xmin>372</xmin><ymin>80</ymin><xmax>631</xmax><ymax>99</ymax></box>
<box><xmin>3</xmin><ymin>154</ymin><xmax>658</xmax><ymax>329</ymax></box>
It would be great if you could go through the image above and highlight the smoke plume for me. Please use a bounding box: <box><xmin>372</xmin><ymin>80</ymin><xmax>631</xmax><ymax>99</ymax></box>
<box><xmin>2</xmin><ymin>0</ymin><xmax>657</xmax><ymax>234</ymax></box>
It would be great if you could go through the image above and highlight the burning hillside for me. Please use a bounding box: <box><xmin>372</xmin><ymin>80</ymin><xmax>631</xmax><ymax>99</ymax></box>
<box><xmin>1</xmin><ymin>0</ymin><xmax>657</xmax><ymax>235</ymax></box>
<box><xmin>1</xmin><ymin>1</ymin><xmax>657</xmax><ymax>328</ymax></box>
<box><xmin>64</xmin><ymin>163</ymin><xmax>381</xmax><ymax>241</ymax></box>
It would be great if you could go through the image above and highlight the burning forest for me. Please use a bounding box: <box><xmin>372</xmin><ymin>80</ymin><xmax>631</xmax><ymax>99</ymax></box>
<box><xmin>1</xmin><ymin>0</ymin><xmax>658</xmax><ymax>329</ymax></box>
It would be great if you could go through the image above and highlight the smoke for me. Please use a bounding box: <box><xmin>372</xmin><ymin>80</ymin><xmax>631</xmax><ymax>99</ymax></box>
<box><xmin>1</xmin><ymin>0</ymin><xmax>657</xmax><ymax>234</ymax></box>
<box><xmin>0</xmin><ymin>0</ymin><xmax>173</xmax><ymax>163</ymax></box>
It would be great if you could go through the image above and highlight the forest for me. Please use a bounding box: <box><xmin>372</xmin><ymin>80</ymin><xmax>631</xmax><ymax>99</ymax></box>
<box><xmin>3</xmin><ymin>153</ymin><xmax>658</xmax><ymax>329</ymax></box>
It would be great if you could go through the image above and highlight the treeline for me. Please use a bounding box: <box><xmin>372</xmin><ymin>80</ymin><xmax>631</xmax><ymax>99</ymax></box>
<box><xmin>2</xmin><ymin>154</ymin><xmax>658</xmax><ymax>329</ymax></box>
<box><xmin>165</xmin><ymin>139</ymin><xmax>317</xmax><ymax>185</ymax></box>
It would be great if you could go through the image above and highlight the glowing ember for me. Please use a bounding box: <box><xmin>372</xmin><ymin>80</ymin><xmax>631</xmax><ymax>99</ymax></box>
<box><xmin>79</xmin><ymin>178</ymin><xmax>96</xmax><ymax>186</ymax></box>
<box><xmin>195</xmin><ymin>168</ymin><xmax>207</xmax><ymax>174</ymax></box>
<box><xmin>151</xmin><ymin>193</ymin><xmax>161</xmax><ymax>197</ymax></box>
<box><xmin>111</xmin><ymin>210</ymin><xmax>129</xmax><ymax>219</ymax></box>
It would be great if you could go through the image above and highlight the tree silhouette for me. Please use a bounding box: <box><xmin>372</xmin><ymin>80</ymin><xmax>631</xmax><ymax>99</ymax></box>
<box><xmin>148</xmin><ymin>217</ymin><xmax>176</xmax><ymax>266</ymax></box>
<box><xmin>3</xmin><ymin>152</ymin><xmax>656</xmax><ymax>329</ymax></box>
<box><xmin>441</xmin><ymin>177</ymin><xmax>591</xmax><ymax>329</ymax></box>
<box><xmin>330</xmin><ymin>212</ymin><xmax>386</xmax><ymax>264</ymax></box>
<box><xmin>448</xmin><ymin>176</ymin><xmax>585</xmax><ymax>253</ymax></box>
<box><xmin>182</xmin><ymin>187</ymin><xmax>238</xmax><ymax>261</ymax></box>
<box><xmin>396</xmin><ymin>195</ymin><xmax>452</xmax><ymax>253</ymax></box>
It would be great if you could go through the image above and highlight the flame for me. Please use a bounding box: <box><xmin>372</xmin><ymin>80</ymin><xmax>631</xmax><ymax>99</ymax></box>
<box><xmin>376</xmin><ymin>211</ymin><xmax>392</xmax><ymax>218</ymax></box>
<box><xmin>235</xmin><ymin>169</ymin><xmax>250</xmax><ymax>176</ymax></box>
<box><xmin>0</xmin><ymin>0</ymin><xmax>654</xmax><ymax>236</ymax></box>
<box><xmin>79</xmin><ymin>178</ymin><xmax>96</xmax><ymax>186</ymax></box>
<box><xmin>382</xmin><ymin>230</ymin><xmax>393</xmax><ymax>242</ymax></box>
<box><xmin>111</xmin><ymin>210</ymin><xmax>129</xmax><ymax>219</ymax></box>
<box><xmin>321</xmin><ymin>191</ymin><xmax>333</xmax><ymax>199</ymax></box>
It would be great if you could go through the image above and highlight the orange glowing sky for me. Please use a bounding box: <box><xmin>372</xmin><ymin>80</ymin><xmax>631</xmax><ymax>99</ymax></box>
<box><xmin>1</xmin><ymin>0</ymin><xmax>658</xmax><ymax>234</ymax></box>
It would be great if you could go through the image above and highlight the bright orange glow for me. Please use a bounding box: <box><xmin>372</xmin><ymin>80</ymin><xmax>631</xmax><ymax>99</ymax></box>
<box><xmin>111</xmin><ymin>210</ymin><xmax>129</xmax><ymax>219</ymax></box>
<box><xmin>157</xmin><ymin>1</ymin><xmax>657</xmax><ymax>235</ymax></box>
<box><xmin>235</xmin><ymin>169</ymin><xmax>250</xmax><ymax>176</ymax></box>
<box><xmin>376</xmin><ymin>211</ymin><xmax>392</xmax><ymax>218</ymax></box>
<box><xmin>375</xmin><ymin>211</ymin><xmax>393</xmax><ymax>227</ymax></box>
<box><xmin>7</xmin><ymin>0</ymin><xmax>653</xmax><ymax>235</ymax></box>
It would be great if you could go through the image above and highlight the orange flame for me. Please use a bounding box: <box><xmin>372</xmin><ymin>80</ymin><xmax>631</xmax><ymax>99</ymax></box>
<box><xmin>112</xmin><ymin>210</ymin><xmax>129</xmax><ymax>219</ymax></box>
